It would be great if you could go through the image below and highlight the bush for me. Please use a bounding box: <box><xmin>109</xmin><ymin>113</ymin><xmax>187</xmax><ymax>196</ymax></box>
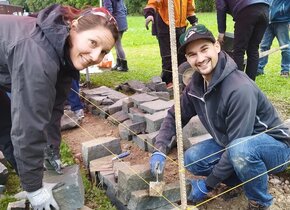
<box><xmin>195</xmin><ymin>0</ymin><xmax>215</xmax><ymax>12</ymax></box>
<box><xmin>124</xmin><ymin>0</ymin><xmax>147</xmax><ymax>15</ymax></box>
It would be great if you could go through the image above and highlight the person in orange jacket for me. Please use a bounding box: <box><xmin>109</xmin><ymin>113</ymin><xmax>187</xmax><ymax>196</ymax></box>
<box><xmin>144</xmin><ymin>0</ymin><xmax>198</xmax><ymax>87</ymax></box>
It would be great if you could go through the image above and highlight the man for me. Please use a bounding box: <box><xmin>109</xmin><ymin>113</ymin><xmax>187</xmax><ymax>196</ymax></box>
<box><xmin>216</xmin><ymin>0</ymin><xmax>270</xmax><ymax>81</ymax></box>
<box><xmin>143</xmin><ymin>0</ymin><xmax>197</xmax><ymax>87</ymax></box>
<box><xmin>150</xmin><ymin>24</ymin><xmax>290</xmax><ymax>209</ymax></box>
<box><xmin>257</xmin><ymin>0</ymin><xmax>290</xmax><ymax>78</ymax></box>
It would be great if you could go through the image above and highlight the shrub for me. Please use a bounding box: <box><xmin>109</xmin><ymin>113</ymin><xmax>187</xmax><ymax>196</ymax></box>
<box><xmin>195</xmin><ymin>0</ymin><xmax>215</xmax><ymax>12</ymax></box>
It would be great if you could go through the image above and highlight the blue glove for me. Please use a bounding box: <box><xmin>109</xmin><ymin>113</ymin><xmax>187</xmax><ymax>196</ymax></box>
<box><xmin>188</xmin><ymin>179</ymin><xmax>209</xmax><ymax>202</ymax></box>
<box><xmin>150</xmin><ymin>152</ymin><xmax>166</xmax><ymax>176</ymax></box>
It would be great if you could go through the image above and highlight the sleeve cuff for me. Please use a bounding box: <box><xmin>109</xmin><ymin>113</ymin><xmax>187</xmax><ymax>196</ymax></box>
<box><xmin>205</xmin><ymin>173</ymin><xmax>223</xmax><ymax>189</ymax></box>
<box><xmin>143</xmin><ymin>8</ymin><xmax>155</xmax><ymax>18</ymax></box>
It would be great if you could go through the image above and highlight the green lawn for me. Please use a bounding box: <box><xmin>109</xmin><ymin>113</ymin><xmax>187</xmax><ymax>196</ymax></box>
<box><xmin>87</xmin><ymin>13</ymin><xmax>290</xmax><ymax>119</ymax></box>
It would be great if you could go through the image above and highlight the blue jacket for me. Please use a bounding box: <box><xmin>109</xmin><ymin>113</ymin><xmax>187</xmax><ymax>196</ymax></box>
<box><xmin>215</xmin><ymin>0</ymin><xmax>270</xmax><ymax>33</ymax></box>
<box><xmin>269</xmin><ymin>0</ymin><xmax>290</xmax><ymax>23</ymax></box>
<box><xmin>104</xmin><ymin>0</ymin><xmax>128</xmax><ymax>32</ymax></box>
<box><xmin>155</xmin><ymin>52</ymin><xmax>290</xmax><ymax>188</ymax></box>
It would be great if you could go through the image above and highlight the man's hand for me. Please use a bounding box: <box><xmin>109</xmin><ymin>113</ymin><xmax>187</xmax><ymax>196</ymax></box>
<box><xmin>188</xmin><ymin>179</ymin><xmax>209</xmax><ymax>202</ymax></box>
<box><xmin>145</xmin><ymin>15</ymin><xmax>154</xmax><ymax>30</ymax></box>
<box><xmin>26</xmin><ymin>182</ymin><xmax>59</xmax><ymax>210</ymax></box>
<box><xmin>217</xmin><ymin>33</ymin><xmax>225</xmax><ymax>45</ymax></box>
<box><xmin>150</xmin><ymin>151</ymin><xmax>166</xmax><ymax>176</ymax></box>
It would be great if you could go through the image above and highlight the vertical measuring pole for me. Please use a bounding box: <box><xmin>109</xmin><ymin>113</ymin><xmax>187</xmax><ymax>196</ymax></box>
<box><xmin>167</xmin><ymin>0</ymin><xmax>187</xmax><ymax>209</ymax></box>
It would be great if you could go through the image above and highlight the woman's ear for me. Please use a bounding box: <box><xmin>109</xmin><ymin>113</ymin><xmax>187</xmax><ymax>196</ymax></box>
<box><xmin>71</xmin><ymin>19</ymin><xmax>78</xmax><ymax>31</ymax></box>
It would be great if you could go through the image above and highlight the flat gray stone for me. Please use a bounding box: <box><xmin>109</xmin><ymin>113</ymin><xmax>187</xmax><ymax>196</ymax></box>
<box><xmin>118</xmin><ymin>119</ymin><xmax>133</xmax><ymax>140</ymax></box>
<box><xmin>82</xmin><ymin>137</ymin><xmax>121</xmax><ymax>168</ymax></box>
<box><xmin>7</xmin><ymin>199</ymin><xmax>29</xmax><ymax>210</ymax></box>
<box><xmin>117</xmin><ymin>164</ymin><xmax>153</xmax><ymax>204</ymax></box>
<box><xmin>107</xmin><ymin>110</ymin><xmax>130</xmax><ymax>125</ymax></box>
<box><xmin>122</xmin><ymin>98</ymin><xmax>134</xmax><ymax>114</ymax></box>
<box><xmin>0</xmin><ymin>162</ymin><xmax>8</xmax><ymax>185</ymax></box>
<box><xmin>60</xmin><ymin>110</ymin><xmax>79</xmax><ymax>131</ymax></box>
<box><xmin>88</xmin><ymin>95</ymin><xmax>107</xmax><ymax>106</ymax></box>
<box><xmin>147</xmin><ymin>131</ymin><xmax>159</xmax><ymax>153</ymax></box>
<box><xmin>184</xmin><ymin>133</ymin><xmax>212</xmax><ymax>151</ymax></box>
<box><xmin>127</xmin><ymin>181</ymin><xmax>191</xmax><ymax>210</ymax></box>
<box><xmin>139</xmin><ymin>100</ymin><xmax>173</xmax><ymax>114</ymax></box>
<box><xmin>145</xmin><ymin>110</ymin><xmax>168</xmax><ymax>133</ymax></box>
<box><xmin>129</xmin><ymin>93</ymin><xmax>159</xmax><ymax>106</ymax></box>
<box><xmin>133</xmin><ymin>134</ymin><xmax>148</xmax><ymax>151</ymax></box>
<box><xmin>43</xmin><ymin>165</ymin><xmax>84</xmax><ymax>210</ymax></box>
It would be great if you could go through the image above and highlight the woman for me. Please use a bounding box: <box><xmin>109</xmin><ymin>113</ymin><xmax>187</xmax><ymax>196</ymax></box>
<box><xmin>0</xmin><ymin>4</ymin><xmax>118</xmax><ymax>209</ymax></box>
<box><xmin>104</xmin><ymin>0</ymin><xmax>129</xmax><ymax>71</ymax></box>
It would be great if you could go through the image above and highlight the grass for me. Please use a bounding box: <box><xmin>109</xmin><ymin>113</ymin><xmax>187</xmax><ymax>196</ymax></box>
<box><xmin>85</xmin><ymin>13</ymin><xmax>290</xmax><ymax>119</ymax></box>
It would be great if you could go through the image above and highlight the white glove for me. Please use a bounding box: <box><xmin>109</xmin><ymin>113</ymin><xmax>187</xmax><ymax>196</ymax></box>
<box><xmin>217</xmin><ymin>33</ymin><xmax>225</xmax><ymax>45</ymax></box>
<box><xmin>145</xmin><ymin>15</ymin><xmax>154</xmax><ymax>30</ymax></box>
<box><xmin>26</xmin><ymin>182</ymin><xmax>59</xmax><ymax>210</ymax></box>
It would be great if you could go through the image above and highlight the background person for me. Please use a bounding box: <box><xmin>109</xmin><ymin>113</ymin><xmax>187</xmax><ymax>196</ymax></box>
<box><xmin>216</xmin><ymin>0</ymin><xmax>270</xmax><ymax>81</ymax></box>
<box><xmin>257</xmin><ymin>0</ymin><xmax>290</xmax><ymax>78</ymax></box>
<box><xmin>67</xmin><ymin>78</ymin><xmax>85</xmax><ymax>120</ymax></box>
<box><xmin>104</xmin><ymin>0</ymin><xmax>129</xmax><ymax>72</ymax></box>
<box><xmin>143</xmin><ymin>0</ymin><xmax>197</xmax><ymax>87</ymax></box>
<box><xmin>0</xmin><ymin>4</ymin><xmax>118</xmax><ymax>209</ymax></box>
<box><xmin>150</xmin><ymin>24</ymin><xmax>290</xmax><ymax>210</ymax></box>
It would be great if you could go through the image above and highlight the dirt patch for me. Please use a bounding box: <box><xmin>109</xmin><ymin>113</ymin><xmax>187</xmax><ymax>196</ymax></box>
<box><xmin>62</xmin><ymin>112</ymin><xmax>290</xmax><ymax>210</ymax></box>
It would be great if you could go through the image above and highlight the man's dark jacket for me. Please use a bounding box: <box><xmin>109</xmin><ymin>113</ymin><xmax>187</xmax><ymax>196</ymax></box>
<box><xmin>155</xmin><ymin>52</ymin><xmax>290</xmax><ymax>188</ymax></box>
<box><xmin>0</xmin><ymin>4</ymin><xmax>78</xmax><ymax>192</ymax></box>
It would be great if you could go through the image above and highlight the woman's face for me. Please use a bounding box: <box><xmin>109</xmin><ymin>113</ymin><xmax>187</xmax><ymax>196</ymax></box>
<box><xmin>69</xmin><ymin>21</ymin><xmax>115</xmax><ymax>70</ymax></box>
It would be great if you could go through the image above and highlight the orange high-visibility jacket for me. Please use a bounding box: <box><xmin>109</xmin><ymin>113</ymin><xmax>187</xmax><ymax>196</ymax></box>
<box><xmin>144</xmin><ymin>0</ymin><xmax>196</xmax><ymax>28</ymax></box>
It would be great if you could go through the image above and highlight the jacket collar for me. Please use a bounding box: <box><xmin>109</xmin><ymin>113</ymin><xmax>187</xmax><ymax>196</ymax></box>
<box><xmin>188</xmin><ymin>51</ymin><xmax>237</xmax><ymax>97</ymax></box>
<box><xmin>36</xmin><ymin>4</ymin><xmax>70</xmax><ymax>65</ymax></box>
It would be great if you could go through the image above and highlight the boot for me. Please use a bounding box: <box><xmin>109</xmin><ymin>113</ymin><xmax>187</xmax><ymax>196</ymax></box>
<box><xmin>248</xmin><ymin>200</ymin><xmax>269</xmax><ymax>210</ymax></box>
<box><xmin>117</xmin><ymin>59</ymin><xmax>128</xmax><ymax>72</ymax></box>
<box><xmin>111</xmin><ymin>58</ymin><xmax>121</xmax><ymax>70</ymax></box>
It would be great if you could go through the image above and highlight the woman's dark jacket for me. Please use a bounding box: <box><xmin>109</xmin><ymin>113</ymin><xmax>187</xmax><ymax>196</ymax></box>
<box><xmin>155</xmin><ymin>52</ymin><xmax>290</xmax><ymax>188</ymax></box>
<box><xmin>0</xmin><ymin>4</ymin><xmax>78</xmax><ymax>192</ymax></box>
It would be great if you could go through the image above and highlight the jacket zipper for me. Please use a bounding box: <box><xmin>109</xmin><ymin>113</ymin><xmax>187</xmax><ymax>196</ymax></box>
<box><xmin>188</xmin><ymin>92</ymin><xmax>220</xmax><ymax>143</ymax></box>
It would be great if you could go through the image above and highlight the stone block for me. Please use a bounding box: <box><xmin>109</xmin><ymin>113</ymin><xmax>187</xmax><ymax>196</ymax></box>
<box><xmin>148</xmin><ymin>91</ymin><xmax>170</xmax><ymax>101</ymax></box>
<box><xmin>0</xmin><ymin>162</ymin><xmax>8</xmax><ymax>185</ymax></box>
<box><xmin>82</xmin><ymin>137</ymin><xmax>121</xmax><ymax>168</ymax></box>
<box><xmin>145</xmin><ymin>110</ymin><xmax>168</xmax><ymax>133</ymax></box>
<box><xmin>112</xmin><ymin>161</ymin><xmax>131</xmax><ymax>182</ymax></box>
<box><xmin>154</xmin><ymin>82</ymin><xmax>167</xmax><ymax>92</ymax></box>
<box><xmin>108</xmin><ymin>98</ymin><xmax>127</xmax><ymax>115</ymax></box>
<box><xmin>89</xmin><ymin>155</ymin><xmax>114</xmax><ymax>183</ymax></box>
<box><xmin>183</xmin><ymin>116</ymin><xmax>208</xmax><ymax>138</ymax></box>
<box><xmin>43</xmin><ymin>165</ymin><xmax>84</xmax><ymax>210</ymax></box>
<box><xmin>118</xmin><ymin>120</ymin><xmax>133</xmax><ymax>140</ymax></box>
<box><xmin>147</xmin><ymin>131</ymin><xmax>159</xmax><ymax>153</ymax></box>
<box><xmin>129</xmin><ymin>93</ymin><xmax>159</xmax><ymax>107</ymax></box>
<box><xmin>133</xmin><ymin>134</ymin><xmax>148</xmax><ymax>151</ymax></box>
<box><xmin>86</xmin><ymin>104</ymin><xmax>96</xmax><ymax>114</ymax></box>
<box><xmin>117</xmin><ymin>164</ymin><xmax>153</xmax><ymax>204</ymax></box>
<box><xmin>139</xmin><ymin>100</ymin><xmax>173</xmax><ymax>114</ymax></box>
<box><xmin>184</xmin><ymin>133</ymin><xmax>212</xmax><ymax>151</ymax></box>
<box><xmin>151</xmin><ymin>76</ymin><xmax>162</xmax><ymax>83</ymax></box>
<box><xmin>127</xmin><ymin>181</ymin><xmax>191</xmax><ymax>210</ymax></box>
<box><xmin>60</xmin><ymin>110</ymin><xmax>79</xmax><ymax>131</ymax></box>
<box><xmin>127</xmin><ymin>121</ymin><xmax>146</xmax><ymax>136</ymax></box>
<box><xmin>7</xmin><ymin>199</ymin><xmax>29</xmax><ymax>210</ymax></box>
<box><xmin>107</xmin><ymin>110</ymin><xmax>129</xmax><ymax>125</ymax></box>
<box><xmin>88</xmin><ymin>95</ymin><xmax>107</xmax><ymax>106</ymax></box>
<box><xmin>122</xmin><ymin>98</ymin><xmax>134</xmax><ymax>114</ymax></box>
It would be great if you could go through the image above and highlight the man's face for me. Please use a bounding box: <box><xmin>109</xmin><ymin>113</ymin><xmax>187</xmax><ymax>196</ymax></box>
<box><xmin>185</xmin><ymin>39</ymin><xmax>220</xmax><ymax>81</ymax></box>
<box><xmin>69</xmin><ymin>21</ymin><xmax>115</xmax><ymax>70</ymax></box>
